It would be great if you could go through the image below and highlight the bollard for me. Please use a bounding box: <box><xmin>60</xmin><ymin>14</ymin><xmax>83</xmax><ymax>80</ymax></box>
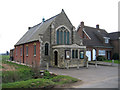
<box><xmin>46</xmin><ymin>63</ymin><xmax>49</xmax><ymax>70</ymax></box>
<box><xmin>77</xmin><ymin>62</ymin><xmax>79</xmax><ymax>70</ymax></box>
<box><xmin>95</xmin><ymin>61</ymin><xmax>97</xmax><ymax>68</ymax></box>
<box><xmin>86</xmin><ymin>61</ymin><xmax>88</xmax><ymax>69</ymax></box>
<box><xmin>66</xmin><ymin>61</ymin><xmax>69</xmax><ymax>69</ymax></box>
<box><xmin>112</xmin><ymin>60</ymin><xmax>114</xmax><ymax>66</ymax></box>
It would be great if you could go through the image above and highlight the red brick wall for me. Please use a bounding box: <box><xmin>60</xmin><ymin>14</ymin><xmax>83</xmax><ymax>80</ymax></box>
<box><xmin>110</xmin><ymin>40</ymin><xmax>119</xmax><ymax>54</ymax></box>
<box><xmin>86</xmin><ymin>47</ymin><xmax>112</xmax><ymax>60</ymax></box>
<box><xmin>77</xmin><ymin>26</ymin><xmax>89</xmax><ymax>39</ymax></box>
<box><xmin>14</xmin><ymin>41</ymin><xmax>40</xmax><ymax>65</ymax></box>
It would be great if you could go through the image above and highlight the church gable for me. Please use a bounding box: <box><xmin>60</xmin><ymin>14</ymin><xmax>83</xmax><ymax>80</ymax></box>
<box><xmin>49</xmin><ymin>9</ymin><xmax>74</xmax><ymax>45</ymax></box>
<box><xmin>54</xmin><ymin>9</ymin><xmax>73</xmax><ymax>31</ymax></box>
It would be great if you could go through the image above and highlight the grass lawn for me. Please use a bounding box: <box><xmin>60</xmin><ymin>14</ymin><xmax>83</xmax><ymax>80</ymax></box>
<box><xmin>2</xmin><ymin>60</ymin><xmax>33</xmax><ymax>83</ymax></box>
<box><xmin>2</xmin><ymin>75</ymin><xmax>78</xmax><ymax>88</ymax></box>
<box><xmin>1</xmin><ymin>55</ymin><xmax>79</xmax><ymax>88</ymax></box>
<box><xmin>102</xmin><ymin>60</ymin><xmax>120</xmax><ymax>64</ymax></box>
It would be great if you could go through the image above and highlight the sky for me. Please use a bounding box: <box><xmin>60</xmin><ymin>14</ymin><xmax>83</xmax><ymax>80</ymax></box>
<box><xmin>0</xmin><ymin>0</ymin><xmax>119</xmax><ymax>54</ymax></box>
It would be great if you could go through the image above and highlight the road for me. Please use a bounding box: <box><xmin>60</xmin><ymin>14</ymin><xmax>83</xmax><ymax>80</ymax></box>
<box><xmin>49</xmin><ymin>65</ymin><xmax>118</xmax><ymax>88</ymax></box>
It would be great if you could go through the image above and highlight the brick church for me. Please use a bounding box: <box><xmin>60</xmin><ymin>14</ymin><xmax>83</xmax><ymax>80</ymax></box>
<box><xmin>12</xmin><ymin>9</ymin><xmax>87</xmax><ymax>68</ymax></box>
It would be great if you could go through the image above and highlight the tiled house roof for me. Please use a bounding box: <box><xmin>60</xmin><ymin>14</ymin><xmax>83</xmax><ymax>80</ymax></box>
<box><xmin>109</xmin><ymin>32</ymin><xmax>120</xmax><ymax>40</ymax></box>
<box><xmin>15</xmin><ymin>14</ymin><xmax>59</xmax><ymax>46</ymax></box>
<box><xmin>83</xmin><ymin>26</ymin><xmax>113</xmax><ymax>48</ymax></box>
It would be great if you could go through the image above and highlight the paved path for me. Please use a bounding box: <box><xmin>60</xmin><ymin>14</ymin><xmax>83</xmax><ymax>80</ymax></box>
<box><xmin>49</xmin><ymin>65</ymin><xmax>118</xmax><ymax>88</ymax></box>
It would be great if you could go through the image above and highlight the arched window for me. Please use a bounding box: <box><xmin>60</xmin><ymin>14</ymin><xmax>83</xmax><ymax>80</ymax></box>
<box><xmin>45</xmin><ymin>43</ymin><xmax>49</xmax><ymax>55</ymax></box>
<box><xmin>67</xmin><ymin>31</ymin><xmax>69</xmax><ymax>44</ymax></box>
<box><xmin>64</xmin><ymin>31</ymin><xmax>66</xmax><ymax>44</ymax></box>
<box><xmin>57</xmin><ymin>30</ymin><xmax>59</xmax><ymax>44</ymax></box>
<box><xmin>60</xmin><ymin>31</ymin><xmax>63</xmax><ymax>44</ymax></box>
<box><xmin>56</xmin><ymin>26</ymin><xmax>70</xmax><ymax>45</ymax></box>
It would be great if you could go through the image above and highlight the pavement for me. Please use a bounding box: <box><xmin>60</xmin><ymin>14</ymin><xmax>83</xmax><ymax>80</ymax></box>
<box><xmin>89</xmin><ymin>61</ymin><xmax>118</xmax><ymax>66</ymax></box>
<box><xmin>49</xmin><ymin>65</ymin><xmax>118</xmax><ymax>88</ymax></box>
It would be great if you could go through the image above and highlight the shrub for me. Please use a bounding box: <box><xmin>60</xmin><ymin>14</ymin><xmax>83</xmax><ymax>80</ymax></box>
<box><xmin>96</xmin><ymin>56</ymin><xmax>106</xmax><ymax>61</ymax></box>
<box><xmin>43</xmin><ymin>70</ymin><xmax>54</xmax><ymax>79</ymax></box>
<box><xmin>112</xmin><ymin>53</ymin><xmax>119</xmax><ymax>60</ymax></box>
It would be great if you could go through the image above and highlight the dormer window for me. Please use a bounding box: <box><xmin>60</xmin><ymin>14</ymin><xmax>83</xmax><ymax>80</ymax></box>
<box><xmin>105</xmin><ymin>38</ymin><xmax>109</xmax><ymax>43</ymax></box>
<box><xmin>104</xmin><ymin>37</ymin><xmax>110</xmax><ymax>44</ymax></box>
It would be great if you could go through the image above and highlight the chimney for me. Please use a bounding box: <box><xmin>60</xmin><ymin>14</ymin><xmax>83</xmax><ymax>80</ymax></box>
<box><xmin>96</xmin><ymin>24</ymin><xmax>99</xmax><ymax>29</ymax></box>
<box><xmin>42</xmin><ymin>18</ymin><xmax>45</xmax><ymax>22</ymax></box>
<box><xmin>28</xmin><ymin>27</ymin><xmax>31</xmax><ymax>30</ymax></box>
<box><xmin>81</xmin><ymin>21</ymin><xmax>84</xmax><ymax>27</ymax></box>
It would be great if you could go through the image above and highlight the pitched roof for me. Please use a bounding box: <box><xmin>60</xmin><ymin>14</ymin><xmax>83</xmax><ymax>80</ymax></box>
<box><xmin>109</xmin><ymin>32</ymin><xmax>120</xmax><ymax>40</ymax></box>
<box><xmin>83</xmin><ymin>26</ymin><xmax>113</xmax><ymax>48</ymax></box>
<box><xmin>15</xmin><ymin>14</ymin><xmax>59</xmax><ymax>46</ymax></box>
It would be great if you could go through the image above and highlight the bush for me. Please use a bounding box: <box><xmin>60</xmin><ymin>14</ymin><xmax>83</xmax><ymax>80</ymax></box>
<box><xmin>112</xmin><ymin>53</ymin><xmax>119</xmax><ymax>60</ymax></box>
<box><xmin>96</xmin><ymin>56</ymin><xmax>106</xmax><ymax>61</ymax></box>
<box><xmin>43</xmin><ymin>70</ymin><xmax>54</xmax><ymax>79</ymax></box>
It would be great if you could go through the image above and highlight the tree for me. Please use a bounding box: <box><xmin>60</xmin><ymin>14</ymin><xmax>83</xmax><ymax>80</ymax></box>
<box><xmin>6</xmin><ymin>51</ymin><xmax>9</xmax><ymax>55</ymax></box>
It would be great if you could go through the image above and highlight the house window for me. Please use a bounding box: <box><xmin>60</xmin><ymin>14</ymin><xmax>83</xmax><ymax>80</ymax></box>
<box><xmin>80</xmin><ymin>51</ymin><xmax>84</xmax><ymax>59</ymax></box>
<box><xmin>75</xmin><ymin>50</ymin><xmax>78</xmax><ymax>58</ymax></box>
<box><xmin>45</xmin><ymin>43</ymin><xmax>49</xmax><ymax>55</ymax></box>
<box><xmin>98</xmin><ymin>50</ymin><xmax>105</xmax><ymax>56</ymax></box>
<box><xmin>64</xmin><ymin>31</ymin><xmax>66</xmax><ymax>44</ymax></box>
<box><xmin>16</xmin><ymin>48</ymin><xmax>17</xmax><ymax>56</ymax></box>
<box><xmin>72</xmin><ymin>50</ymin><xmax>75</xmax><ymax>58</ymax></box>
<box><xmin>67</xmin><ymin>31</ymin><xmax>69</xmax><ymax>44</ymax></box>
<box><xmin>20</xmin><ymin>47</ymin><xmax>22</xmax><ymax>56</ymax></box>
<box><xmin>34</xmin><ymin>45</ymin><xmax>36</xmax><ymax>56</ymax></box>
<box><xmin>65</xmin><ymin>50</ymin><xmax>71</xmax><ymax>59</ymax></box>
<box><xmin>105</xmin><ymin>38</ymin><xmax>109</xmax><ymax>43</ymax></box>
<box><xmin>26</xmin><ymin>46</ymin><xmax>28</xmax><ymax>56</ymax></box>
<box><xmin>72</xmin><ymin>50</ymin><xmax>78</xmax><ymax>59</ymax></box>
<box><xmin>57</xmin><ymin>30</ymin><xmax>59</xmax><ymax>44</ymax></box>
<box><xmin>60</xmin><ymin>31</ymin><xmax>63</xmax><ymax>44</ymax></box>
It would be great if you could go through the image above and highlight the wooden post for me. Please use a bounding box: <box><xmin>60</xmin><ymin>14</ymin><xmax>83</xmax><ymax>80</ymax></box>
<box><xmin>66</xmin><ymin>61</ymin><xmax>69</xmax><ymax>69</ymax></box>
<box><xmin>46</xmin><ymin>62</ymin><xmax>49</xmax><ymax>70</ymax></box>
<box><xmin>86</xmin><ymin>61</ymin><xmax>88</xmax><ymax>69</ymax></box>
<box><xmin>77</xmin><ymin>60</ymin><xmax>79</xmax><ymax>70</ymax></box>
<box><xmin>95</xmin><ymin>60</ymin><xmax>97</xmax><ymax>68</ymax></box>
<box><xmin>112</xmin><ymin>59</ymin><xmax>114</xmax><ymax>66</ymax></box>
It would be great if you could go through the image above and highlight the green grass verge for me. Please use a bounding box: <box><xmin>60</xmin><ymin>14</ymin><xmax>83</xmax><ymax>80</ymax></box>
<box><xmin>2</xmin><ymin>75</ymin><xmax>78</xmax><ymax>88</ymax></box>
<box><xmin>51</xmin><ymin>75</ymin><xmax>78</xmax><ymax>85</ymax></box>
<box><xmin>102</xmin><ymin>60</ymin><xmax>120</xmax><ymax>64</ymax></box>
<box><xmin>2</xmin><ymin>60</ymin><xmax>34</xmax><ymax>83</ymax></box>
<box><xmin>2</xmin><ymin>78</ymin><xmax>55</xmax><ymax>88</ymax></box>
<box><xmin>0</xmin><ymin>65</ymin><xmax>4</xmax><ymax>69</ymax></box>
<box><xmin>2</xmin><ymin>55</ymin><xmax>10</xmax><ymax>61</ymax></box>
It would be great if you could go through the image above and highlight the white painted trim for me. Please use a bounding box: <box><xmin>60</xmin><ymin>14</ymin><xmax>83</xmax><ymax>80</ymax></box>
<box><xmin>83</xmin><ymin>28</ymin><xmax>91</xmax><ymax>40</ymax></box>
<box><xmin>103</xmin><ymin>37</ymin><xmax>110</xmax><ymax>39</ymax></box>
<box><xmin>53</xmin><ymin>49</ymin><xmax>59</xmax><ymax>54</ymax></box>
<box><xmin>55</xmin><ymin>25</ymin><xmax>71</xmax><ymax>32</ymax></box>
